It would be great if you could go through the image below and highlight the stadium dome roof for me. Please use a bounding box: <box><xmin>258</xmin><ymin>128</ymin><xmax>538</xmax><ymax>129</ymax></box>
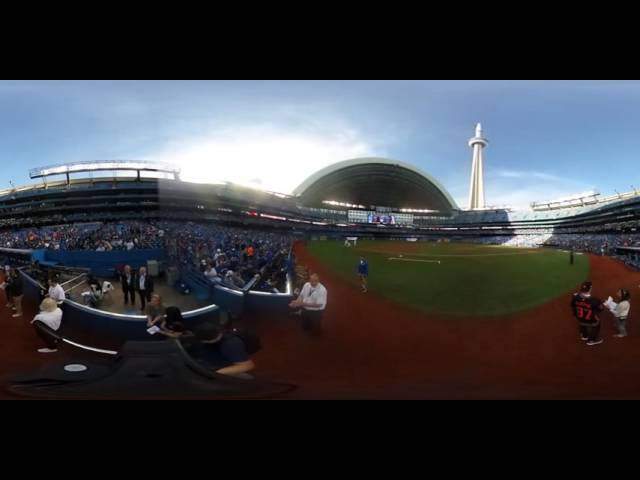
<box><xmin>293</xmin><ymin>157</ymin><xmax>458</xmax><ymax>212</ymax></box>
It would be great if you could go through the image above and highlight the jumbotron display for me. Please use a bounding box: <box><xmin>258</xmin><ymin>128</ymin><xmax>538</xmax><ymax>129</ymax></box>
<box><xmin>368</xmin><ymin>213</ymin><xmax>396</xmax><ymax>225</ymax></box>
<box><xmin>348</xmin><ymin>210</ymin><xmax>414</xmax><ymax>225</ymax></box>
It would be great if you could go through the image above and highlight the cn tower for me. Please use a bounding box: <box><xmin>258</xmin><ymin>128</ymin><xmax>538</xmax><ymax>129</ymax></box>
<box><xmin>468</xmin><ymin>122</ymin><xmax>488</xmax><ymax>210</ymax></box>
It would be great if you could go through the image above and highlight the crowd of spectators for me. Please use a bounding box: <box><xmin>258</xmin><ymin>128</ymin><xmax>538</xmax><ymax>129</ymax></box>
<box><xmin>455</xmin><ymin>231</ymin><xmax>640</xmax><ymax>271</ymax></box>
<box><xmin>455</xmin><ymin>231</ymin><xmax>640</xmax><ymax>253</ymax></box>
<box><xmin>613</xmin><ymin>253</ymin><xmax>640</xmax><ymax>270</ymax></box>
<box><xmin>170</xmin><ymin>222</ymin><xmax>293</xmax><ymax>292</ymax></box>
<box><xmin>543</xmin><ymin>233</ymin><xmax>640</xmax><ymax>253</ymax></box>
<box><xmin>0</xmin><ymin>221</ymin><xmax>162</xmax><ymax>251</ymax></box>
<box><xmin>0</xmin><ymin>220</ymin><xmax>295</xmax><ymax>292</ymax></box>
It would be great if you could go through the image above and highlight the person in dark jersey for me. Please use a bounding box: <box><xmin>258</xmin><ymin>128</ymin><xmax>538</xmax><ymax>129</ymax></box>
<box><xmin>571</xmin><ymin>281</ymin><xmax>605</xmax><ymax>346</ymax></box>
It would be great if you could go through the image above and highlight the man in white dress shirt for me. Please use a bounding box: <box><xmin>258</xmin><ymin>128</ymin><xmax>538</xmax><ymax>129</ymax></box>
<box><xmin>289</xmin><ymin>273</ymin><xmax>327</xmax><ymax>336</ymax></box>
<box><xmin>137</xmin><ymin>266</ymin><xmax>154</xmax><ymax>312</ymax></box>
<box><xmin>47</xmin><ymin>275</ymin><xmax>66</xmax><ymax>305</ymax></box>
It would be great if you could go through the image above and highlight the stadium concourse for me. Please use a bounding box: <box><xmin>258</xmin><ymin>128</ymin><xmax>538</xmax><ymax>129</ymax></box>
<box><xmin>4</xmin><ymin>246</ymin><xmax>640</xmax><ymax>400</ymax></box>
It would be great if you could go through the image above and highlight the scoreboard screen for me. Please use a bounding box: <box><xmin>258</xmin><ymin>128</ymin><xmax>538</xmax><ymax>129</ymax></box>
<box><xmin>348</xmin><ymin>210</ymin><xmax>414</xmax><ymax>225</ymax></box>
<box><xmin>367</xmin><ymin>214</ymin><xmax>396</xmax><ymax>225</ymax></box>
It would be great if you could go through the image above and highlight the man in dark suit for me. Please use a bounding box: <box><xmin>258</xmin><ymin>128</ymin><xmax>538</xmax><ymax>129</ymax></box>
<box><xmin>120</xmin><ymin>265</ymin><xmax>137</xmax><ymax>307</ymax></box>
<box><xmin>137</xmin><ymin>266</ymin><xmax>154</xmax><ymax>312</ymax></box>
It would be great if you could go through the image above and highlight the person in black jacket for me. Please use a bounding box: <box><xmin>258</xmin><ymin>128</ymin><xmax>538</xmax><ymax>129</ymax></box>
<box><xmin>6</xmin><ymin>268</ymin><xmax>24</xmax><ymax>318</ymax></box>
<box><xmin>137</xmin><ymin>266</ymin><xmax>154</xmax><ymax>312</ymax></box>
<box><xmin>120</xmin><ymin>265</ymin><xmax>137</xmax><ymax>307</ymax></box>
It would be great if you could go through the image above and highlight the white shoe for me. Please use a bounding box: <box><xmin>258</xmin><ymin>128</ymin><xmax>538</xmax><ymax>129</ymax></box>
<box><xmin>586</xmin><ymin>339</ymin><xmax>603</xmax><ymax>346</ymax></box>
<box><xmin>12</xmin><ymin>313</ymin><xmax>21</xmax><ymax>318</ymax></box>
<box><xmin>37</xmin><ymin>348</ymin><xmax>58</xmax><ymax>353</ymax></box>
<box><xmin>613</xmin><ymin>334</ymin><xmax>627</xmax><ymax>338</ymax></box>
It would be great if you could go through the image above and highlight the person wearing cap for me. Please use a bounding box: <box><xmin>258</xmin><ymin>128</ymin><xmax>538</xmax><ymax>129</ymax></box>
<box><xmin>571</xmin><ymin>281</ymin><xmax>605</xmax><ymax>346</ymax></box>
<box><xmin>31</xmin><ymin>297</ymin><xmax>63</xmax><ymax>353</ymax></box>
<box><xmin>185</xmin><ymin>322</ymin><xmax>255</xmax><ymax>376</ymax></box>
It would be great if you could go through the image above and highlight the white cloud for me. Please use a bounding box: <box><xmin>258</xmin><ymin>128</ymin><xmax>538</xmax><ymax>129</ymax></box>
<box><xmin>451</xmin><ymin>169</ymin><xmax>595</xmax><ymax>210</ymax></box>
<box><xmin>447</xmin><ymin>169</ymin><xmax>593</xmax><ymax>210</ymax></box>
<box><xmin>494</xmin><ymin>170</ymin><xmax>568</xmax><ymax>182</ymax></box>
<box><xmin>147</xmin><ymin>123</ymin><xmax>378</xmax><ymax>194</ymax></box>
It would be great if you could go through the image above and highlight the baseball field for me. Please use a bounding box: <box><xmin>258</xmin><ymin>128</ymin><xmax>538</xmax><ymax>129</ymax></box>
<box><xmin>306</xmin><ymin>240</ymin><xmax>590</xmax><ymax>316</ymax></box>
<box><xmin>3</xmin><ymin>241</ymin><xmax>640</xmax><ymax>399</ymax></box>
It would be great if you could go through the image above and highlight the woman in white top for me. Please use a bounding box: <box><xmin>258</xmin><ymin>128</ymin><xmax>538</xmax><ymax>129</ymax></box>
<box><xmin>30</xmin><ymin>297</ymin><xmax>63</xmax><ymax>353</ymax></box>
<box><xmin>612</xmin><ymin>289</ymin><xmax>631</xmax><ymax>338</ymax></box>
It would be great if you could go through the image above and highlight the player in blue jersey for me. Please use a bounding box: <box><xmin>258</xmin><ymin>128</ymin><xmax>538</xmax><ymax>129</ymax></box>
<box><xmin>358</xmin><ymin>256</ymin><xmax>369</xmax><ymax>293</ymax></box>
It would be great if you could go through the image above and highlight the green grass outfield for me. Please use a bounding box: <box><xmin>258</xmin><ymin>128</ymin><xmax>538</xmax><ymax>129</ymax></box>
<box><xmin>306</xmin><ymin>240</ymin><xmax>590</xmax><ymax>316</ymax></box>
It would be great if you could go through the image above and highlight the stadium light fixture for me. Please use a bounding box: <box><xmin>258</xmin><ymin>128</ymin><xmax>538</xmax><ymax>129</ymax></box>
<box><xmin>322</xmin><ymin>200</ymin><xmax>366</xmax><ymax>209</ymax></box>
<box><xmin>399</xmin><ymin>208</ymin><xmax>439</xmax><ymax>213</ymax></box>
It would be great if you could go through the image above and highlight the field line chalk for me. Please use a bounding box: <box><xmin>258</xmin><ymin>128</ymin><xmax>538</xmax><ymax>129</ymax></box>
<box><xmin>388</xmin><ymin>257</ymin><xmax>441</xmax><ymax>264</ymax></box>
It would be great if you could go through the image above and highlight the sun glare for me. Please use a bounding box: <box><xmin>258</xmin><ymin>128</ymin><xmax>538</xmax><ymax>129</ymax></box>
<box><xmin>154</xmin><ymin>128</ymin><xmax>373</xmax><ymax>194</ymax></box>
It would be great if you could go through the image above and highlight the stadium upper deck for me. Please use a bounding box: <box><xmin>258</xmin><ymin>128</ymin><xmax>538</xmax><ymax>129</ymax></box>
<box><xmin>0</xmin><ymin>160</ymin><xmax>638</xmax><ymax>234</ymax></box>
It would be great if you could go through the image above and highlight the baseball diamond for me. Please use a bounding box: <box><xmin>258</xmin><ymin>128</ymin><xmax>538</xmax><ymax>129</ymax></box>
<box><xmin>2</xmin><ymin>80</ymin><xmax>640</xmax><ymax>400</ymax></box>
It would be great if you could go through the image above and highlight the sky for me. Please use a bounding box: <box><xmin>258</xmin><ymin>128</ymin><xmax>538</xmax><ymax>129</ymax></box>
<box><xmin>1</xmin><ymin>80</ymin><xmax>639</xmax><ymax>210</ymax></box>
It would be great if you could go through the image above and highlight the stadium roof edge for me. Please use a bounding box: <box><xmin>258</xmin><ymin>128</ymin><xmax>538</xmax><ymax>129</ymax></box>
<box><xmin>293</xmin><ymin>157</ymin><xmax>459</xmax><ymax>211</ymax></box>
<box><xmin>29</xmin><ymin>160</ymin><xmax>181</xmax><ymax>179</ymax></box>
